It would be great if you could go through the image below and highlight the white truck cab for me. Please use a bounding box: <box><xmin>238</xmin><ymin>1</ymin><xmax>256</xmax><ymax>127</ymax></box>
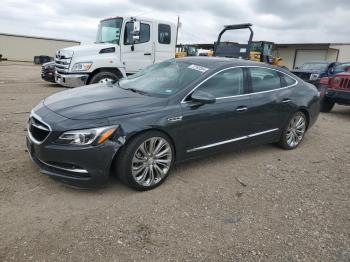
<box><xmin>55</xmin><ymin>16</ymin><xmax>176</xmax><ymax>87</ymax></box>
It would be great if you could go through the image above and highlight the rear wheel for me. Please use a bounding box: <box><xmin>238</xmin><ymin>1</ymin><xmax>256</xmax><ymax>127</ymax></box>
<box><xmin>89</xmin><ymin>71</ymin><xmax>118</xmax><ymax>85</ymax></box>
<box><xmin>115</xmin><ymin>131</ymin><xmax>174</xmax><ymax>191</ymax></box>
<box><xmin>279</xmin><ymin>111</ymin><xmax>307</xmax><ymax>150</ymax></box>
<box><xmin>320</xmin><ymin>98</ymin><xmax>335</xmax><ymax>113</ymax></box>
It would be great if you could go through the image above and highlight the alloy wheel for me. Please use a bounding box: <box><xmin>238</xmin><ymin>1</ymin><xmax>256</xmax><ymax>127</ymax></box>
<box><xmin>131</xmin><ymin>137</ymin><xmax>172</xmax><ymax>187</ymax></box>
<box><xmin>286</xmin><ymin>113</ymin><xmax>306</xmax><ymax>148</ymax></box>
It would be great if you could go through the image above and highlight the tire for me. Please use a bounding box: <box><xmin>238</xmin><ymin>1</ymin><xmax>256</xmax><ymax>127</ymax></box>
<box><xmin>278</xmin><ymin>111</ymin><xmax>307</xmax><ymax>150</ymax></box>
<box><xmin>115</xmin><ymin>131</ymin><xmax>175</xmax><ymax>191</ymax></box>
<box><xmin>320</xmin><ymin>98</ymin><xmax>335</xmax><ymax>113</ymax></box>
<box><xmin>89</xmin><ymin>71</ymin><xmax>119</xmax><ymax>85</ymax></box>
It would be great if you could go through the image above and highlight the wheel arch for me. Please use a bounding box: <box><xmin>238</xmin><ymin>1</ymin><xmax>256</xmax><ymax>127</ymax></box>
<box><xmin>297</xmin><ymin>107</ymin><xmax>310</xmax><ymax>130</ymax></box>
<box><xmin>109</xmin><ymin>127</ymin><xmax>177</xmax><ymax>174</ymax></box>
<box><xmin>87</xmin><ymin>67</ymin><xmax>124</xmax><ymax>84</ymax></box>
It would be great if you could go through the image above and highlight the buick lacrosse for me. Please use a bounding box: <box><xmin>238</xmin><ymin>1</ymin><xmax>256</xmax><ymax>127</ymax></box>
<box><xmin>27</xmin><ymin>57</ymin><xmax>321</xmax><ymax>190</ymax></box>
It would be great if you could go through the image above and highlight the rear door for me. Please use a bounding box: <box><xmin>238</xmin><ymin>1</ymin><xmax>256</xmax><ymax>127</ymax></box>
<box><xmin>121</xmin><ymin>20</ymin><xmax>154</xmax><ymax>73</ymax></box>
<box><xmin>247</xmin><ymin>67</ymin><xmax>298</xmax><ymax>136</ymax></box>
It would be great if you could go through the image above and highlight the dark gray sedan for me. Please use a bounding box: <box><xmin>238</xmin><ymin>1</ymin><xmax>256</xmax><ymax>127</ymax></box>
<box><xmin>27</xmin><ymin>57</ymin><xmax>321</xmax><ymax>190</ymax></box>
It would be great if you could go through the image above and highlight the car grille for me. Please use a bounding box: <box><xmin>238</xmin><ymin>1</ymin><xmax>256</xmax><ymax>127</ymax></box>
<box><xmin>293</xmin><ymin>72</ymin><xmax>311</xmax><ymax>81</ymax></box>
<box><xmin>28</xmin><ymin>117</ymin><xmax>51</xmax><ymax>143</ymax></box>
<box><xmin>339</xmin><ymin>78</ymin><xmax>350</xmax><ymax>90</ymax></box>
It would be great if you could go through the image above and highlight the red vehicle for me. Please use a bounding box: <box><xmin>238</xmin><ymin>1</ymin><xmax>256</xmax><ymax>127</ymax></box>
<box><xmin>319</xmin><ymin>66</ymin><xmax>350</xmax><ymax>112</ymax></box>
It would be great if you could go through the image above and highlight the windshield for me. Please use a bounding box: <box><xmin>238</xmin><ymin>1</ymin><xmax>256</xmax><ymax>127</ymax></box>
<box><xmin>299</xmin><ymin>63</ymin><xmax>328</xmax><ymax>71</ymax></box>
<box><xmin>119</xmin><ymin>59</ymin><xmax>208</xmax><ymax>97</ymax></box>
<box><xmin>334</xmin><ymin>63</ymin><xmax>350</xmax><ymax>73</ymax></box>
<box><xmin>96</xmin><ymin>18</ymin><xmax>123</xmax><ymax>44</ymax></box>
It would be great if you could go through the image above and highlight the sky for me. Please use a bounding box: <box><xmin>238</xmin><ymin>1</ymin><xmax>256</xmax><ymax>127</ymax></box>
<box><xmin>1</xmin><ymin>0</ymin><xmax>350</xmax><ymax>45</ymax></box>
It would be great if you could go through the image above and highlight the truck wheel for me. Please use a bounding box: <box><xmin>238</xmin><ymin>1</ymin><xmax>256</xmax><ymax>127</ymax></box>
<box><xmin>320</xmin><ymin>98</ymin><xmax>335</xmax><ymax>113</ymax></box>
<box><xmin>89</xmin><ymin>71</ymin><xmax>118</xmax><ymax>85</ymax></box>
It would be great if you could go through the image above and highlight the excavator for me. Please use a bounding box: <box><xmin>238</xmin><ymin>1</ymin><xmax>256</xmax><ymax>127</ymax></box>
<box><xmin>213</xmin><ymin>23</ymin><xmax>284</xmax><ymax>67</ymax></box>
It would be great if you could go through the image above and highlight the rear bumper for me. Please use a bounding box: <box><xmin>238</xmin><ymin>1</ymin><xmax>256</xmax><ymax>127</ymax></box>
<box><xmin>326</xmin><ymin>88</ymin><xmax>350</xmax><ymax>105</ymax></box>
<box><xmin>55</xmin><ymin>72</ymin><xmax>89</xmax><ymax>88</ymax></box>
<box><xmin>26</xmin><ymin>134</ymin><xmax>120</xmax><ymax>188</ymax></box>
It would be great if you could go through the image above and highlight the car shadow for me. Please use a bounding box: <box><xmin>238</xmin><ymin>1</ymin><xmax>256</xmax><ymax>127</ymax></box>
<box><xmin>327</xmin><ymin>105</ymin><xmax>350</xmax><ymax>119</ymax></box>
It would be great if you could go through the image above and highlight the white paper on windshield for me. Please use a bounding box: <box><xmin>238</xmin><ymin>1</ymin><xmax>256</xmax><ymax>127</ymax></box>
<box><xmin>188</xmin><ymin>64</ymin><xmax>209</xmax><ymax>73</ymax></box>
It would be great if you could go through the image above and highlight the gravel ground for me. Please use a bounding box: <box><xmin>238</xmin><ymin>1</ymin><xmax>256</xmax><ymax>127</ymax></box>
<box><xmin>0</xmin><ymin>61</ymin><xmax>349</xmax><ymax>262</ymax></box>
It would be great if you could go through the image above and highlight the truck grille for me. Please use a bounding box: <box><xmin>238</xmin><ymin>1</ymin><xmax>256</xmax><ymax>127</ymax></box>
<box><xmin>339</xmin><ymin>78</ymin><xmax>350</xmax><ymax>90</ymax></box>
<box><xmin>55</xmin><ymin>57</ymin><xmax>71</xmax><ymax>74</ymax></box>
<box><xmin>55</xmin><ymin>50</ymin><xmax>72</xmax><ymax>74</ymax></box>
<box><xmin>28</xmin><ymin>117</ymin><xmax>51</xmax><ymax>143</ymax></box>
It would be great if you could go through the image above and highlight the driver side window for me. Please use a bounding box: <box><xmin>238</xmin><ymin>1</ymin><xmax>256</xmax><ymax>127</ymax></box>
<box><xmin>124</xmin><ymin>22</ymin><xmax>150</xmax><ymax>45</ymax></box>
<box><xmin>195</xmin><ymin>68</ymin><xmax>244</xmax><ymax>98</ymax></box>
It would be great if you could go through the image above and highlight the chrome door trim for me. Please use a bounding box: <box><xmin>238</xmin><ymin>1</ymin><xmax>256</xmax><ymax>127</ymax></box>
<box><xmin>186</xmin><ymin>128</ymin><xmax>279</xmax><ymax>153</ymax></box>
<box><xmin>181</xmin><ymin>65</ymin><xmax>298</xmax><ymax>103</ymax></box>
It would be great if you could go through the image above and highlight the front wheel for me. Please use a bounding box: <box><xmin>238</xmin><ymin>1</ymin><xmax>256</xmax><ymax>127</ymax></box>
<box><xmin>89</xmin><ymin>71</ymin><xmax>118</xmax><ymax>85</ymax></box>
<box><xmin>279</xmin><ymin>111</ymin><xmax>307</xmax><ymax>150</ymax></box>
<box><xmin>115</xmin><ymin>131</ymin><xmax>174</xmax><ymax>191</ymax></box>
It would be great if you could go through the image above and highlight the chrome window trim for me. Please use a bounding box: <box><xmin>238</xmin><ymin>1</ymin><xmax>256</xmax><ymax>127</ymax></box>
<box><xmin>27</xmin><ymin>111</ymin><xmax>52</xmax><ymax>145</ymax></box>
<box><xmin>186</xmin><ymin>128</ymin><xmax>279</xmax><ymax>153</ymax></box>
<box><xmin>181</xmin><ymin>65</ymin><xmax>298</xmax><ymax>103</ymax></box>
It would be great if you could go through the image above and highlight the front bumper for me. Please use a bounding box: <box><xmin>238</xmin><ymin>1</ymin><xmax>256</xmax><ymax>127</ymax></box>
<box><xmin>26</xmin><ymin>132</ymin><xmax>121</xmax><ymax>188</ymax></box>
<box><xmin>41</xmin><ymin>72</ymin><xmax>55</xmax><ymax>83</ymax></box>
<box><xmin>55</xmin><ymin>72</ymin><xmax>89</xmax><ymax>88</ymax></box>
<box><xmin>326</xmin><ymin>88</ymin><xmax>350</xmax><ymax>105</ymax></box>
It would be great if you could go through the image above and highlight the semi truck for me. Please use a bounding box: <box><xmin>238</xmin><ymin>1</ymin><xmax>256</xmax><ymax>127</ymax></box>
<box><xmin>54</xmin><ymin>16</ymin><xmax>176</xmax><ymax>87</ymax></box>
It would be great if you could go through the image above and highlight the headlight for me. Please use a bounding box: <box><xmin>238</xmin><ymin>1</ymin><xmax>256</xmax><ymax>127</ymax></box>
<box><xmin>56</xmin><ymin>126</ymin><xmax>118</xmax><ymax>146</ymax></box>
<box><xmin>309</xmin><ymin>73</ymin><xmax>320</xmax><ymax>81</ymax></box>
<box><xmin>72</xmin><ymin>62</ymin><xmax>93</xmax><ymax>72</ymax></box>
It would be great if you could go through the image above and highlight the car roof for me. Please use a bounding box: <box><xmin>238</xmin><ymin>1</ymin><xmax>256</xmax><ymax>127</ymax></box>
<box><xmin>176</xmin><ymin>56</ymin><xmax>273</xmax><ymax>69</ymax></box>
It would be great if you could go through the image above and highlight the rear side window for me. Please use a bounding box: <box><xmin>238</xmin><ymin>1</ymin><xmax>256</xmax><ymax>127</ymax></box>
<box><xmin>124</xmin><ymin>22</ymin><xmax>150</xmax><ymax>45</ymax></box>
<box><xmin>196</xmin><ymin>68</ymin><xmax>244</xmax><ymax>98</ymax></box>
<box><xmin>249</xmin><ymin>67</ymin><xmax>281</xmax><ymax>92</ymax></box>
<box><xmin>281</xmin><ymin>74</ymin><xmax>297</xmax><ymax>87</ymax></box>
<box><xmin>158</xmin><ymin>24</ymin><xmax>171</xmax><ymax>44</ymax></box>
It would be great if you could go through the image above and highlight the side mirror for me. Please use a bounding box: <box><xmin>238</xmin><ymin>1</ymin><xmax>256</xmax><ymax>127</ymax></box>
<box><xmin>191</xmin><ymin>90</ymin><xmax>216</xmax><ymax>105</ymax></box>
<box><xmin>131</xmin><ymin>21</ymin><xmax>140</xmax><ymax>44</ymax></box>
<box><xmin>295</xmin><ymin>66</ymin><xmax>300</xmax><ymax>70</ymax></box>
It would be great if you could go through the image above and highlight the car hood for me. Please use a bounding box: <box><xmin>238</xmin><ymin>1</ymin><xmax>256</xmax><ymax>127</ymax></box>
<box><xmin>43</xmin><ymin>84</ymin><xmax>168</xmax><ymax>120</ymax></box>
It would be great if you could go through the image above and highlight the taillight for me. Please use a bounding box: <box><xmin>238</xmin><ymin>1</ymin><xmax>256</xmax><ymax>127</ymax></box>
<box><xmin>319</xmin><ymin>77</ymin><xmax>330</xmax><ymax>85</ymax></box>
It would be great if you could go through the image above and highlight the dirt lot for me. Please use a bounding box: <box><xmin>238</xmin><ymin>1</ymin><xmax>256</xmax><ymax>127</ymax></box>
<box><xmin>0</xmin><ymin>61</ymin><xmax>349</xmax><ymax>262</ymax></box>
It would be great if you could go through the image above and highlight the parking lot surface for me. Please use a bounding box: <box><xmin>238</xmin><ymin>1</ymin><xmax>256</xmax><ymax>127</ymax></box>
<box><xmin>0</xmin><ymin>61</ymin><xmax>349</xmax><ymax>261</ymax></box>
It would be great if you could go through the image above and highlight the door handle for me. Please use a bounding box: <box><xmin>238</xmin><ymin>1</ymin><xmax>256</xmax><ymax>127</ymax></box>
<box><xmin>282</xmin><ymin>98</ymin><xmax>291</xmax><ymax>103</ymax></box>
<box><xmin>144</xmin><ymin>53</ymin><xmax>152</xmax><ymax>56</ymax></box>
<box><xmin>235</xmin><ymin>106</ymin><xmax>248</xmax><ymax>112</ymax></box>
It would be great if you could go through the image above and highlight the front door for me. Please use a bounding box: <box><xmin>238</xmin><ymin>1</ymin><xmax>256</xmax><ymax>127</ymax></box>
<box><xmin>180</xmin><ymin>67</ymin><xmax>252</xmax><ymax>154</ymax></box>
<box><xmin>121</xmin><ymin>20</ymin><xmax>154</xmax><ymax>73</ymax></box>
